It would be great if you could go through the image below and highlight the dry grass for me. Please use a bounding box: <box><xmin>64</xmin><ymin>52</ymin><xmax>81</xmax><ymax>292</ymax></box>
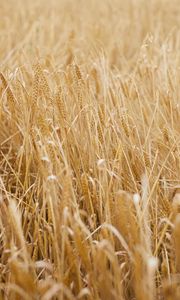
<box><xmin>0</xmin><ymin>0</ymin><xmax>180</xmax><ymax>299</ymax></box>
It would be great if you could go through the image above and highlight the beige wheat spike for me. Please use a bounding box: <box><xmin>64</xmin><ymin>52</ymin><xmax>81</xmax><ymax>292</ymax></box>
<box><xmin>98</xmin><ymin>103</ymin><xmax>105</xmax><ymax>126</ymax></box>
<box><xmin>47</xmin><ymin>201</ymin><xmax>52</xmax><ymax>224</ymax></box>
<box><xmin>73</xmin><ymin>225</ymin><xmax>91</xmax><ymax>271</ymax></box>
<box><xmin>163</xmin><ymin>126</ymin><xmax>169</xmax><ymax>143</ymax></box>
<box><xmin>172</xmin><ymin>192</ymin><xmax>180</xmax><ymax>272</ymax></box>
<box><xmin>81</xmin><ymin>172</ymin><xmax>89</xmax><ymax>199</ymax></box>
<box><xmin>110</xmin><ymin>190</ymin><xmax>139</xmax><ymax>249</ymax></box>
<box><xmin>120</xmin><ymin>114</ymin><xmax>129</xmax><ymax>137</ymax></box>
<box><xmin>74</xmin><ymin>64</ymin><xmax>83</xmax><ymax>81</ymax></box>
<box><xmin>0</xmin><ymin>73</ymin><xmax>16</xmax><ymax>113</ymax></box>
<box><xmin>174</xmin><ymin>215</ymin><xmax>180</xmax><ymax>272</ymax></box>
<box><xmin>8</xmin><ymin>200</ymin><xmax>28</xmax><ymax>261</ymax></box>
<box><xmin>37</xmin><ymin>113</ymin><xmax>49</xmax><ymax>137</ymax></box>
<box><xmin>78</xmin><ymin>86</ymin><xmax>83</xmax><ymax>109</ymax></box>
<box><xmin>34</xmin><ymin>63</ymin><xmax>50</xmax><ymax>98</ymax></box>
<box><xmin>62</xmin><ymin>174</ymin><xmax>72</xmax><ymax>207</ymax></box>
<box><xmin>31</xmin><ymin>68</ymin><xmax>39</xmax><ymax>111</ymax></box>
<box><xmin>66</xmin><ymin>48</ymin><xmax>74</xmax><ymax>66</ymax></box>
<box><xmin>144</xmin><ymin>152</ymin><xmax>150</xmax><ymax>168</ymax></box>
<box><xmin>81</xmin><ymin>172</ymin><xmax>95</xmax><ymax>214</ymax></box>
<box><xmin>55</xmin><ymin>87</ymin><xmax>67</xmax><ymax>123</ymax></box>
<box><xmin>97</xmin><ymin>124</ymin><xmax>103</xmax><ymax>144</ymax></box>
<box><xmin>10</xmin><ymin>259</ymin><xmax>36</xmax><ymax>297</ymax></box>
<box><xmin>91</xmin><ymin>67</ymin><xmax>100</xmax><ymax>95</ymax></box>
<box><xmin>47</xmin><ymin>141</ymin><xmax>56</xmax><ymax>167</ymax></box>
<box><xmin>172</xmin><ymin>191</ymin><xmax>180</xmax><ymax>216</ymax></box>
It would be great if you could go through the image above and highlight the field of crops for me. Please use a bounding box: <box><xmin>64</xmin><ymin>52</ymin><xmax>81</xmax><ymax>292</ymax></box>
<box><xmin>0</xmin><ymin>0</ymin><xmax>180</xmax><ymax>299</ymax></box>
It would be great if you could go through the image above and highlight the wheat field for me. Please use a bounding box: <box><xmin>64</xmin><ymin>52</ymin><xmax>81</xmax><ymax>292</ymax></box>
<box><xmin>0</xmin><ymin>0</ymin><xmax>180</xmax><ymax>299</ymax></box>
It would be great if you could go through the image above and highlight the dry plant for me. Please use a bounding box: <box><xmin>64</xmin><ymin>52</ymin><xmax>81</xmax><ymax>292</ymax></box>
<box><xmin>0</xmin><ymin>0</ymin><xmax>180</xmax><ymax>299</ymax></box>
